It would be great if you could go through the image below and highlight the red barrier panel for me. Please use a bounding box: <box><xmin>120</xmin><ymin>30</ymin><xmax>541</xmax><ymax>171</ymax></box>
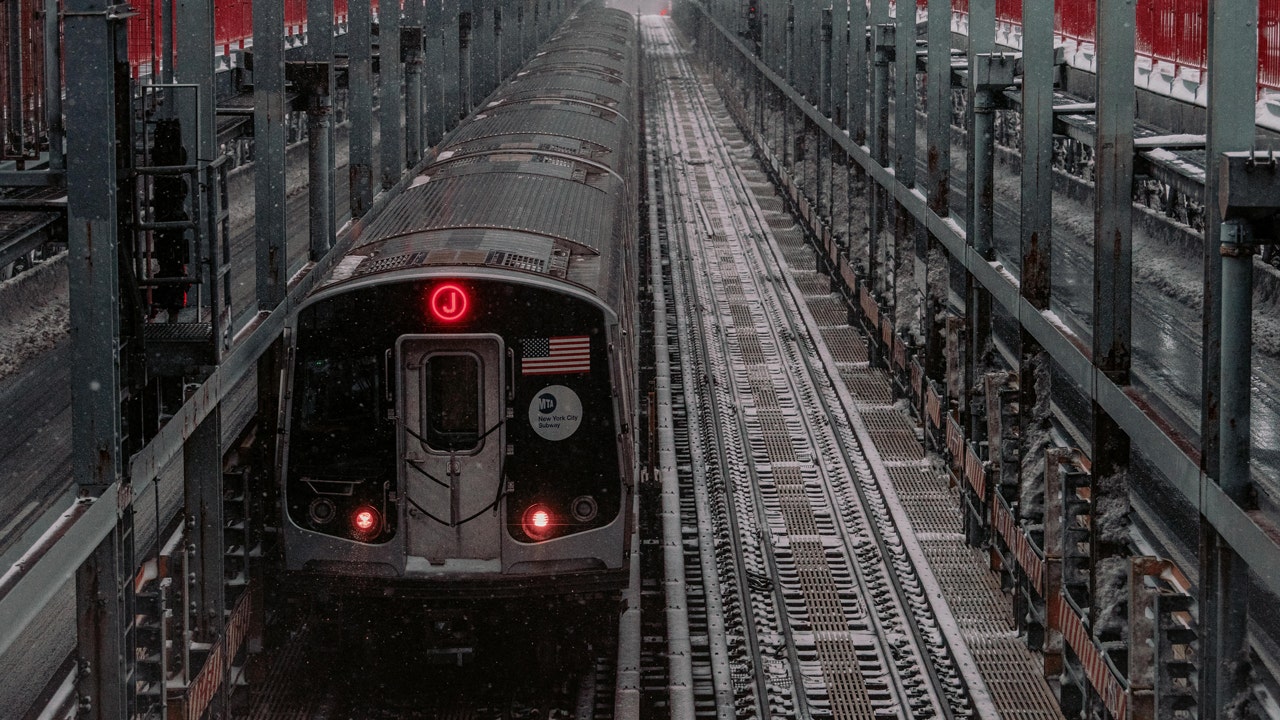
<box><xmin>995</xmin><ymin>0</ymin><xmax>1019</xmax><ymax>26</ymax></box>
<box><xmin>1055</xmin><ymin>0</ymin><xmax>1096</xmax><ymax>45</ymax></box>
<box><xmin>215</xmin><ymin>0</ymin><xmax>254</xmax><ymax>55</ymax></box>
<box><xmin>128</xmin><ymin>0</ymin><xmax>159</xmax><ymax>76</ymax></box>
<box><xmin>1263</xmin><ymin>0</ymin><xmax>1280</xmax><ymax>92</ymax></box>
<box><xmin>1137</xmin><ymin>0</ymin><xmax>1206</xmax><ymax>79</ymax></box>
<box><xmin>98</xmin><ymin>0</ymin><xmax>1280</xmax><ymax>102</ymax></box>
<box><xmin>0</xmin><ymin>0</ymin><xmax>48</xmax><ymax>156</ymax></box>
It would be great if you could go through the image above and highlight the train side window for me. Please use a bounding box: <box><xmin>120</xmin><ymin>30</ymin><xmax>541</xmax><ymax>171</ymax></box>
<box><xmin>423</xmin><ymin>353</ymin><xmax>483</xmax><ymax>452</ymax></box>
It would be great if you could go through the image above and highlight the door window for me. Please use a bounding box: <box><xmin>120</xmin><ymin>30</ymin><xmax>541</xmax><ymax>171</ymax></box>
<box><xmin>423</xmin><ymin>353</ymin><xmax>483</xmax><ymax>452</ymax></box>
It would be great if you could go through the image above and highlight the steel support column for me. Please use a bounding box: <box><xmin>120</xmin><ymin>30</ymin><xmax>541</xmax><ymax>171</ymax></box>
<box><xmin>472</xmin><ymin>0</ymin><xmax>490</xmax><ymax>102</ymax></box>
<box><xmin>892</xmin><ymin>0</ymin><xmax>916</xmax><ymax>324</ymax></box>
<box><xmin>381</xmin><ymin>0</ymin><xmax>404</xmax><ymax>189</ymax></box>
<box><xmin>495</xmin><ymin>2</ymin><xmax>506</xmax><ymax>84</ymax></box>
<box><xmin>65</xmin><ymin>0</ymin><xmax>130</xmax><ymax>712</ymax></box>
<box><xmin>43</xmin><ymin>0</ymin><xmax>64</xmax><ymax>172</ymax></box>
<box><xmin>460</xmin><ymin>1</ymin><xmax>474</xmax><ymax>118</ymax></box>
<box><xmin>1089</xmin><ymin>0</ymin><xmax>1135</xmax><ymax>685</ymax></box>
<box><xmin>1017</xmin><ymin>0</ymin><xmax>1054</xmax><ymax>551</ymax></box>
<box><xmin>1205</xmin><ymin>212</ymin><xmax>1260</xmax><ymax>715</ymax></box>
<box><xmin>1200</xmin><ymin>2</ymin><xmax>1259</xmax><ymax>713</ymax></box>
<box><xmin>783</xmin><ymin>0</ymin><xmax>795</xmax><ymax>167</ymax></box>
<box><xmin>184</xmin><ymin>412</ymin><xmax>226</xmax><ymax>714</ymax></box>
<box><xmin>66</xmin><ymin>0</ymin><xmax>125</xmax><ymax>494</ymax></box>
<box><xmin>963</xmin><ymin>2</ymin><xmax>995</xmax><ymax>439</ymax></box>
<box><xmin>306</xmin><ymin>0</ymin><xmax>336</xmax><ymax>258</ymax></box>
<box><xmin>349</xmin><ymin>0</ymin><xmax>374</xmax><ymax>217</ymax></box>
<box><xmin>870</xmin><ymin>21</ymin><xmax>891</xmax><ymax>297</ymax></box>
<box><xmin>443</xmin><ymin>0</ymin><xmax>461</xmax><ymax>126</ymax></box>
<box><xmin>4</xmin><ymin>0</ymin><xmax>21</xmax><ymax>156</ymax></box>
<box><xmin>892</xmin><ymin>0</ymin><xmax>914</xmax><ymax>191</ymax></box>
<box><xmin>922</xmin><ymin>0</ymin><xmax>950</xmax><ymax>386</ymax></box>
<box><xmin>303</xmin><ymin>63</ymin><xmax>335</xmax><ymax>261</ymax></box>
<box><xmin>404</xmin><ymin>25</ymin><xmax>425</xmax><ymax>165</ymax></box>
<box><xmin>849</xmin><ymin>0</ymin><xmax>870</xmax><ymax>144</ymax></box>
<box><xmin>77</xmin><ymin>533</ymin><xmax>129</xmax><ymax>720</ymax></box>
<box><xmin>426</xmin><ymin>0</ymin><xmax>444</xmax><ymax>146</ymax></box>
<box><xmin>254</xmin><ymin>0</ymin><xmax>287</xmax><ymax>307</ymax></box>
<box><xmin>830</xmin><ymin>0</ymin><xmax>847</xmax><ymax>127</ymax></box>
<box><xmin>819</xmin><ymin>7</ymin><xmax>831</xmax><ymax>117</ymax></box>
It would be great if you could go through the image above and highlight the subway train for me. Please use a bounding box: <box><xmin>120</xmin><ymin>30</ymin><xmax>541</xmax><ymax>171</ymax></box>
<box><xmin>277</xmin><ymin>3</ymin><xmax>639</xmax><ymax>604</ymax></box>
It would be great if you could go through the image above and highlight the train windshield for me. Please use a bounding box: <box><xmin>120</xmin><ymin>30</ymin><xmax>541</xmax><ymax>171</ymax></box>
<box><xmin>290</xmin><ymin>350</ymin><xmax>393</xmax><ymax>473</ymax></box>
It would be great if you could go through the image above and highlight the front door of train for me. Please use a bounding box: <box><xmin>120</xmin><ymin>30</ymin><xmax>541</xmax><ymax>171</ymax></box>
<box><xmin>398</xmin><ymin>334</ymin><xmax>505</xmax><ymax>566</ymax></box>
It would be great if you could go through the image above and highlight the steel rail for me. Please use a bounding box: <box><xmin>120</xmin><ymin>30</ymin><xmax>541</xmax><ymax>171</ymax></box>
<box><xmin>655</xmin><ymin>45</ymin><xmax>776</xmax><ymax>720</ymax></box>
<box><xmin>655</xmin><ymin>20</ymin><xmax>966</xmax><ymax>718</ymax></box>
<box><xmin>671</xmin><ymin>36</ymin><xmax>955</xmax><ymax>719</ymax></box>
<box><xmin>653</xmin><ymin>63</ymin><xmax>759</xmax><ymax>720</ymax></box>
<box><xmin>642</xmin><ymin>32</ymin><xmax>698</xmax><ymax>714</ymax></box>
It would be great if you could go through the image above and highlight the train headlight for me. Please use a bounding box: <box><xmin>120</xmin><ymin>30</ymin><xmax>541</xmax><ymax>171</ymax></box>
<box><xmin>350</xmin><ymin>506</ymin><xmax>382</xmax><ymax>540</ymax></box>
<box><xmin>570</xmin><ymin>495</ymin><xmax>598</xmax><ymax>523</ymax></box>
<box><xmin>521</xmin><ymin>504</ymin><xmax>556</xmax><ymax>541</ymax></box>
<box><xmin>308</xmin><ymin>498</ymin><xmax>337</xmax><ymax>525</ymax></box>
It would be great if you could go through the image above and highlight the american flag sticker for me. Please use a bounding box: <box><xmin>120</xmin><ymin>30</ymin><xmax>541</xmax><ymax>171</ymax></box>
<box><xmin>521</xmin><ymin>336</ymin><xmax>591</xmax><ymax>375</ymax></box>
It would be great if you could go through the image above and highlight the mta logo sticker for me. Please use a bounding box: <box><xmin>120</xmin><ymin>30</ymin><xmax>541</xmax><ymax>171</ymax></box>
<box><xmin>528</xmin><ymin>385</ymin><xmax>583</xmax><ymax>441</ymax></box>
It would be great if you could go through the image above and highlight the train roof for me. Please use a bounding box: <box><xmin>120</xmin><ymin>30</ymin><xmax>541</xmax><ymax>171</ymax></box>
<box><xmin>496</xmin><ymin>74</ymin><xmax>629</xmax><ymax>109</ymax></box>
<box><xmin>356</xmin><ymin>168</ymin><xmax>618</xmax><ymax>255</ymax></box>
<box><xmin>316</xmin><ymin>4</ymin><xmax>636</xmax><ymax>305</ymax></box>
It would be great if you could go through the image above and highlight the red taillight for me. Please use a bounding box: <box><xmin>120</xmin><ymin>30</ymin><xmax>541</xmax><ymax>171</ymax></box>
<box><xmin>351</xmin><ymin>506</ymin><xmax>381</xmax><ymax>540</ymax></box>
<box><xmin>522</xmin><ymin>505</ymin><xmax>556</xmax><ymax>541</ymax></box>
<box><xmin>428</xmin><ymin>282</ymin><xmax>469</xmax><ymax>322</ymax></box>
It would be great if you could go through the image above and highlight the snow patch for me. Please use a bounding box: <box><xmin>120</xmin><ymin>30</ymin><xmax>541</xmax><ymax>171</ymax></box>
<box><xmin>0</xmin><ymin>253</ymin><xmax>70</xmax><ymax>382</ymax></box>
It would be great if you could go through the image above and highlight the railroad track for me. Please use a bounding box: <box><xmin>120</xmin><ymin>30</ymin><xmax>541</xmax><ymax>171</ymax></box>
<box><xmin>643</xmin><ymin>16</ymin><xmax>984</xmax><ymax>720</ymax></box>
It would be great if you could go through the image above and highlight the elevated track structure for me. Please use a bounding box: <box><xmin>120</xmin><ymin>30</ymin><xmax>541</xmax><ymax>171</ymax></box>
<box><xmin>2</xmin><ymin>0</ymin><xmax>1280</xmax><ymax>718</ymax></box>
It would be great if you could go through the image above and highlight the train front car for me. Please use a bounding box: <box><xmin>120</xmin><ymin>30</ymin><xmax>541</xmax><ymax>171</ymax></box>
<box><xmin>279</xmin><ymin>5</ymin><xmax>638</xmax><ymax>600</ymax></box>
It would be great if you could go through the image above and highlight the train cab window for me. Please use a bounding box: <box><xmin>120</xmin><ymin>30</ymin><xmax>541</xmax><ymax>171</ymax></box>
<box><xmin>292</xmin><ymin>351</ymin><xmax>392</xmax><ymax>472</ymax></box>
<box><xmin>423</xmin><ymin>353</ymin><xmax>483</xmax><ymax>452</ymax></box>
